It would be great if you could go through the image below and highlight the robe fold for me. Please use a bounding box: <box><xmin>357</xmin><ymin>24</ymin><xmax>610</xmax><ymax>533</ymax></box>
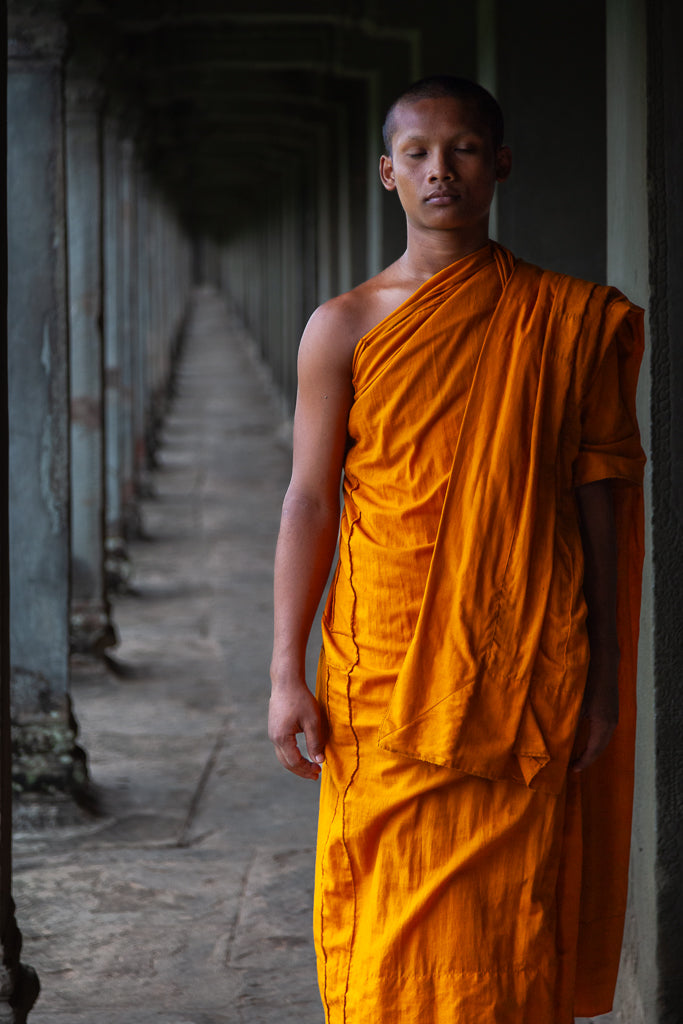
<box><xmin>314</xmin><ymin>243</ymin><xmax>645</xmax><ymax>1024</ymax></box>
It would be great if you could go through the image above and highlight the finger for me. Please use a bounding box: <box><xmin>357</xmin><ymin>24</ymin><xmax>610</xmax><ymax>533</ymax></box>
<box><xmin>275</xmin><ymin>732</ymin><xmax>308</xmax><ymax>768</ymax></box>
<box><xmin>303</xmin><ymin>715</ymin><xmax>326</xmax><ymax>765</ymax></box>
<box><xmin>570</xmin><ymin>715</ymin><xmax>591</xmax><ymax>764</ymax></box>
<box><xmin>571</xmin><ymin>721</ymin><xmax>615</xmax><ymax>772</ymax></box>
<box><xmin>273</xmin><ymin>734</ymin><xmax>322</xmax><ymax>780</ymax></box>
<box><xmin>571</xmin><ymin>721</ymin><xmax>602</xmax><ymax>771</ymax></box>
<box><xmin>275</xmin><ymin>748</ymin><xmax>321</xmax><ymax>779</ymax></box>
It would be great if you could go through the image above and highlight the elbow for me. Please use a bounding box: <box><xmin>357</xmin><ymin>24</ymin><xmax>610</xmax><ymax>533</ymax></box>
<box><xmin>281</xmin><ymin>487</ymin><xmax>340</xmax><ymax>528</ymax></box>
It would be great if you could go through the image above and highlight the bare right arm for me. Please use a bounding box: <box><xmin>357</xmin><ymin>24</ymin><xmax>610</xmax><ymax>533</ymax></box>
<box><xmin>268</xmin><ymin>302</ymin><xmax>355</xmax><ymax>779</ymax></box>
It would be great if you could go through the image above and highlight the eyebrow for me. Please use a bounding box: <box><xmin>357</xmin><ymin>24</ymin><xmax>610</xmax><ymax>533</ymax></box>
<box><xmin>402</xmin><ymin>130</ymin><xmax>485</xmax><ymax>143</ymax></box>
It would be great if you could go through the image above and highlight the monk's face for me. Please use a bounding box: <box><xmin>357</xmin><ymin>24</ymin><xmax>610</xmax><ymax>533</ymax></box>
<box><xmin>380</xmin><ymin>97</ymin><xmax>511</xmax><ymax>237</ymax></box>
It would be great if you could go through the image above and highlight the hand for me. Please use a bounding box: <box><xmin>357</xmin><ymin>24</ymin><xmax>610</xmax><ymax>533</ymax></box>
<box><xmin>570</xmin><ymin>648</ymin><xmax>619</xmax><ymax>773</ymax></box>
<box><xmin>268</xmin><ymin>679</ymin><xmax>327</xmax><ymax>780</ymax></box>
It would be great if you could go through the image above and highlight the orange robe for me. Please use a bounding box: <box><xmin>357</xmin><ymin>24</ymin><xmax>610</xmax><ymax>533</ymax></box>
<box><xmin>314</xmin><ymin>243</ymin><xmax>645</xmax><ymax>1023</ymax></box>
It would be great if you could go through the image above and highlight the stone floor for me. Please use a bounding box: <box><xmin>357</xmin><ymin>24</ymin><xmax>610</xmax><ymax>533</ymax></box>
<box><xmin>13</xmin><ymin>289</ymin><xmax>323</xmax><ymax>1024</ymax></box>
<box><xmin>11</xmin><ymin>287</ymin><xmax>614</xmax><ymax>1024</ymax></box>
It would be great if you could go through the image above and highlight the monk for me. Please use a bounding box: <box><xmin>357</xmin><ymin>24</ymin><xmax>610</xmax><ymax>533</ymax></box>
<box><xmin>268</xmin><ymin>76</ymin><xmax>645</xmax><ymax>1024</ymax></box>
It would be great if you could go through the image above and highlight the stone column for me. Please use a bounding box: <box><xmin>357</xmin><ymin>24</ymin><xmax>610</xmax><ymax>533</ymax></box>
<box><xmin>148</xmin><ymin>193</ymin><xmax>165</xmax><ymax>455</ymax></box>
<box><xmin>134</xmin><ymin>169</ymin><xmax>151</xmax><ymax>492</ymax></box>
<box><xmin>315</xmin><ymin>123</ymin><xmax>334</xmax><ymax>305</ymax></box>
<box><xmin>102</xmin><ymin>115</ymin><xmax>131</xmax><ymax>589</ymax></box>
<box><xmin>335</xmin><ymin>102</ymin><xmax>353</xmax><ymax>296</ymax></box>
<box><xmin>494</xmin><ymin>0</ymin><xmax>607</xmax><ymax>283</ymax></box>
<box><xmin>647</xmin><ymin>0</ymin><xmax>683</xmax><ymax>1016</ymax></box>
<box><xmin>3</xmin><ymin>9</ymin><xmax>42</xmax><ymax>1016</ymax></box>
<box><xmin>118</xmin><ymin>138</ymin><xmax>140</xmax><ymax>538</ymax></box>
<box><xmin>65</xmin><ymin>74</ymin><xmax>116</xmax><ymax>653</ymax></box>
<box><xmin>604</xmin><ymin>4</ymin><xmax>654</xmax><ymax>1020</ymax></box>
<box><xmin>8</xmin><ymin>5</ymin><xmax>90</xmax><ymax>815</ymax></box>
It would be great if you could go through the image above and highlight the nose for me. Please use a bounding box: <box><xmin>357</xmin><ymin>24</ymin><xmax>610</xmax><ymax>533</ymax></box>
<box><xmin>428</xmin><ymin>149</ymin><xmax>455</xmax><ymax>181</ymax></box>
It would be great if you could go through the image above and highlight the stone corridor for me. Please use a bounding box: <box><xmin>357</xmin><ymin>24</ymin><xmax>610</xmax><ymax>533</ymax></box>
<box><xmin>5</xmin><ymin>2</ymin><xmax>683</xmax><ymax>1020</ymax></box>
<box><xmin>12</xmin><ymin>290</ymin><xmax>323</xmax><ymax>1024</ymax></box>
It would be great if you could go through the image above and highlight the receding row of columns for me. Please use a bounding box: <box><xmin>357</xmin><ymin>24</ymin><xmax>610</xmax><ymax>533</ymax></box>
<box><xmin>220</xmin><ymin>180</ymin><xmax>316</xmax><ymax>412</ymax></box>
<box><xmin>3</xmin><ymin>8</ymin><xmax>195</xmax><ymax>1013</ymax></box>
<box><xmin>218</xmin><ymin>86</ymin><xmax>400</xmax><ymax>413</ymax></box>
<box><xmin>7</xmin><ymin>14</ymin><xmax>193</xmax><ymax>805</ymax></box>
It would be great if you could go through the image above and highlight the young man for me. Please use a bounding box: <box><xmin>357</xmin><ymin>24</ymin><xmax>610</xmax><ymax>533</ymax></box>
<box><xmin>269</xmin><ymin>76</ymin><xmax>645</xmax><ymax>1024</ymax></box>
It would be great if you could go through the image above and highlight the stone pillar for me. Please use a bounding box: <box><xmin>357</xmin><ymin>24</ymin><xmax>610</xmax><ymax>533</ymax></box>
<box><xmin>315</xmin><ymin>123</ymin><xmax>334</xmax><ymax>304</ymax></box>
<box><xmin>366</xmin><ymin>73</ymin><xmax>383</xmax><ymax>277</ymax></box>
<box><xmin>493</xmin><ymin>0</ymin><xmax>607</xmax><ymax>283</ymax></box>
<box><xmin>8</xmin><ymin>5</ymin><xmax>90</xmax><ymax>813</ymax></box>
<box><xmin>647</xmin><ymin>0</ymin><xmax>683</xmax><ymax>1017</ymax></box>
<box><xmin>145</xmin><ymin>193</ymin><xmax>160</xmax><ymax>456</ymax></box>
<box><xmin>102</xmin><ymin>115</ymin><xmax>131</xmax><ymax>589</ymax></box>
<box><xmin>148</xmin><ymin>194</ymin><xmax>166</xmax><ymax>454</ymax></box>
<box><xmin>65</xmin><ymin>74</ymin><xmax>116</xmax><ymax>653</ymax></box>
<box><xmin>280</xmin><ymin>176</ymin><xmax>296</xmax><ymax>401</ymax></box>
<box><xmin>335</xmin><ymin>102</ymin><xmax>353</xmax><ymax>296</ymax></box>
<box><xmin>476</xmin><ymin>0</ymin><xmax>499</xmax><ymax>239</ymax></box>
<box><xmin>3</xmin><ymin>10</ymin><xmax>41</xmax><ymax>1018</ymax></box>
<box><xmin>603</xmin><ymin>5</ymin><xmax>654</xmax><ymax>1021</ymax></box>
<box><xmin>118</xmin><ymin>138</ymin><xmax>140</xmax><ymax>538</ymax></box>
<box><xmin>134</xmin><ymin>170</ymin><xmax>151</xmax><ymax>491</ymax></box>
<box><xmin>265</xmin><ymin>207</ymin><xmax>281</xmax><ymax>379</ymax></box>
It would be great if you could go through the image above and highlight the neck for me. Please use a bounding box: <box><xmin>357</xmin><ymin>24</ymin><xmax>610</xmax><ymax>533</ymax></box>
<box><xmin>400</xmin><ymin>223</ymin><xmax>491</xmax><ymax>283</ymax></box>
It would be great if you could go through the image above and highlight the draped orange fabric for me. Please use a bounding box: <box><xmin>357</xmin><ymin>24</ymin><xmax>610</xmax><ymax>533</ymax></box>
<box><xmin>314</xmin><ymin>243</ymin><xmax>645</xmax><ymax>1023</ymax></box>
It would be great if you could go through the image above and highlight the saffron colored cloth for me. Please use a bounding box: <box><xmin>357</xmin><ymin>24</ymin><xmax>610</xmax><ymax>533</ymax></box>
<box><xmin>314</xmin><ymin>243</ymin><xmax>645</xmax><ymax>1023</ymax></box>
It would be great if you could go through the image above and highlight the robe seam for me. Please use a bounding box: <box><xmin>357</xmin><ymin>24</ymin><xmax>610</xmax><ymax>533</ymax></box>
<box><xmin>324</xmin><ymin>532</ymin><xmax>343</xmax><ymax>629</ymax></box>
<box><xmin>340</xmin><ymin>481</ymin><xmax>361</xmax><ymax>1024</ymax></box>
<box><xmin>318</xmin><ymin>661</ymin><xmax>334</xmax><ymax>1022</ymax></box>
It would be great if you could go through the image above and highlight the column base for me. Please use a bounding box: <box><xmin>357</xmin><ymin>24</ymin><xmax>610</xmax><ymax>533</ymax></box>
<box><xmin>0</xmin><ymin>909</ymin><xmax>40</xmax><ymax>1024</ymax></box>
<box><xmin>104</xmin><ymin>535</ymin><xmax>132</xmax><ymax>593</ymax></box>
<box><xmin>122</xmin><ymin>496</ymin><xmax>146</xmax><ymax>541</ymax></box>
<box><xmin>0</xmin><ymin>964</ymin><xmax>41</xmax><ymax>1024</ymax></box>
<box><xmin>10</xmin><ymin>678</ymin><xmax>95</xmax><ymax>822</ymax></box>
<box><xmin>69</xmin><ymin>600</ymin><xmax>118</xmax><ymax>655</ymax></box>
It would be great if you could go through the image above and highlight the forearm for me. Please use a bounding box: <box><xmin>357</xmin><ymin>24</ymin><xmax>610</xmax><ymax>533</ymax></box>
<box><xmin>576</xmin><ymin>479</ymin><xmax>619</xmax><ymax>653</ymax></box>
<box><xmin>571</xmin><ymin>478</ymin><xmax>620</xmax><ymax>771</ymax></box>
<box><xmin>270</xmin><ymin>488</ymin><xmax>340</xmax><ymax>688</ymax></box>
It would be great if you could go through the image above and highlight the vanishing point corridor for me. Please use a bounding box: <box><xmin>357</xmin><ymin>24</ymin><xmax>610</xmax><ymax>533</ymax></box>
<box><xmin>4</xmin><ymin>2</ymin><xmax>683</xmax><ymax>1022</ymax></box>
<box><xmin>12</xmin><ymin>293</ymin><xmax>321</xmax><ymax>1024</ymax></box>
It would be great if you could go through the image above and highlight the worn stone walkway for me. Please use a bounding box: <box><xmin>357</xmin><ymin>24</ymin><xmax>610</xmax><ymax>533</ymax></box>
<box><xmin>13</xmin><ymin>288</ymin><xmax>323</xmax><ymax>1024</ymax></box>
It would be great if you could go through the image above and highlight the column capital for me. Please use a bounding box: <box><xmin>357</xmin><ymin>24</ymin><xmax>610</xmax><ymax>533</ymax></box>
<box><xmin>8</xmin><ymin>2</ymin><xmax>67</xmax><ymax>64</ymax></box>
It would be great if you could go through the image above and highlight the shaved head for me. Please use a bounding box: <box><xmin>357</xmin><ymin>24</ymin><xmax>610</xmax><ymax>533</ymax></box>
<box><xmin>382</xmin><ymin>75</ymin><xmax>504</xmax><ymax>155</ymax></box>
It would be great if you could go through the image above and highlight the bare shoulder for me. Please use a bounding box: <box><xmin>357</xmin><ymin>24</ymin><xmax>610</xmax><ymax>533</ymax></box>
<box><xmin>301</xmin><ymin>261</ymin><xmax>410</xmax><ymax>373</ymax></box>
<box><xmin>299</xmin><ymin>294</ymin><xmax>360</xmax><ymax>374</ymax></box>
<box><xmin>290</xmin><ymin>262</ymin><xmax>412</xmax><ymax>492</ymax></box>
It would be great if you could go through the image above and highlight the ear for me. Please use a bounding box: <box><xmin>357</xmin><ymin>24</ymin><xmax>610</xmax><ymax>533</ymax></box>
<box><xmin>379</xmin><ymin>153</ymin><xmax>397</xmax><ymax>192</ymax></box>
<box><xmin>495</xmin><ymin>145</ymin><xmax>512</xmax><ymax>183</ymax></box>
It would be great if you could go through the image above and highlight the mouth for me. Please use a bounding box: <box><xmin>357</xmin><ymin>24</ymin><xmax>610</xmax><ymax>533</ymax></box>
<box><xmin>425</xmin><ymin>191</ymin><xmax>461</xmax><ymax>204</ymax></box>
